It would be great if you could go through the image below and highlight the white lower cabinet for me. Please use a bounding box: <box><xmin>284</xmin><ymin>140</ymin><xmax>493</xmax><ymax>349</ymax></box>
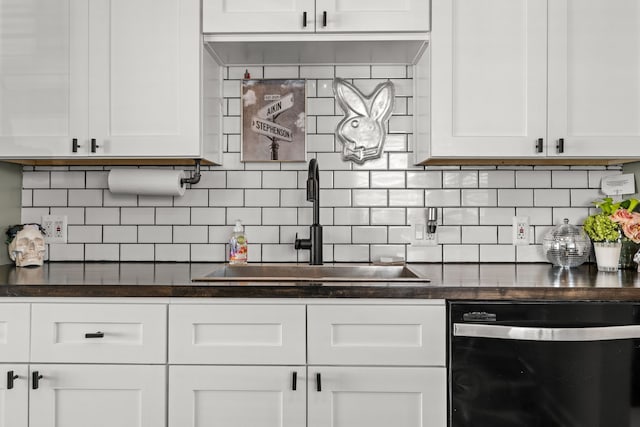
<box><xmin>169</xmin><ymin>365</ymin><xmax>306</xmax><ymax>427</ymax></box>
<box><xmin>168</xmin><ymin>301</ymin><xmax>446</xmax><ymax>427</ymax></box>
<box><xmin>0</xmin><ymin>364</ymin><xmax>28</xmax><ymax>427</ymax></box>
<box><xmin>29</xmin><ymin>364</ymin><xmax>165</xmax><ymax>427</ymax></box>
<box><xmin>309</xmin><ymin>366</ymin><xmax>446</xmax><ymax>427</ymax></box>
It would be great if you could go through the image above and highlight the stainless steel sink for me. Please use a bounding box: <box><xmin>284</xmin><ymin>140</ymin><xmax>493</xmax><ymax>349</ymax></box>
<box><xmin>192</xmin><ymin>264</ymin><xmax>427</xmax><ymax>282</ymax></box>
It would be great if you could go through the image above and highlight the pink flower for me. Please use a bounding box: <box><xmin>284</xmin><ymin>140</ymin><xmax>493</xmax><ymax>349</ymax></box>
<box><xmin>611</xmin><ymin>209</ymin><xmax>640</xmax><ymax>243</ymax></box>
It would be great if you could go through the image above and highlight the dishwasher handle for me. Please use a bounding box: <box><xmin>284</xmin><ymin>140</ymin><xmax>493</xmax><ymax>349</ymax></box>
<box><xmin>453</xmin><ymin>323</ymin><xmax>640</xmax><ymax>342</ymax></box>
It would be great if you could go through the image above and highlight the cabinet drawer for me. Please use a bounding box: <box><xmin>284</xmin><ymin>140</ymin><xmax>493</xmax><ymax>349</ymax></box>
<box><xmin>31</xmin><ymin>304</ymin><xmax>166</xmax><ymax>363</ymax></box>
<box><xmin>169</xmin><ymin>304</ymin><xmax>305</xmax><ymax>364</ymax></box>
<box><xmin>0</xmin><ymin>304</ymin><xmax>30</xmax><ymax>362</ymax></box>
<box><xmin>307</xmin><ymin>304</ymin><xmax>445</xmax><ymax>366</ymax></box>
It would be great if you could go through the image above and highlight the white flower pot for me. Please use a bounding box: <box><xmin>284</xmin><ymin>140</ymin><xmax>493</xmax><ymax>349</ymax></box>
<box><xmin>593</xmin><ymin>241</ymin><xmax>622</xmax><ymax>272</ymax></box>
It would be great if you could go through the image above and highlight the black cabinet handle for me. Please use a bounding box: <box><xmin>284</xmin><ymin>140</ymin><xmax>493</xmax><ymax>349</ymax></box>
<box><xmin>316</xmin><ymin>372</ymin><xmax>322</xmax><ymax>392</ymax></box>
<box><xmin>557</xmin><ymin>138</ymin><xmax>565</xmax><ymax>153</ymax></box>
<box><xmin>322</xmin><ymin>11</ymin><xmax>327</xmax><ymax>27</ymax></box>
<box><xmin>32</xmin><ymin>371</ymin><xmax>43</xmax><ymax>390</ymax></box>
<box><xmin>7</xmin><ymin>371</ymin><xmax>18</xmax><ymax>390</ymax></box>
<box><xmin>292</xmin><ymin>371</ymin><xmax>297</xmax><ymax>391</ymax></box>
<box><xmin>72</xmin><ymin>138</ymin><xmax>80</xmax><ymax>153</ymax></box>
<box><xmin>303</xmin><ymin>11</ymin><xmax>307</xmax><ymax>27</ymax></box>
<box><xmin>536</xmin><ymin>138</ymin><xmax>544</xmax><ymax>153</ymax></box>
<box><xmin>85</xmin><ymin>331</ymin><xmax>104</xmax><ymax>338</ymax></box>
<box><xmin>91</xmin><ymin>138</ymin><xmax>100</xmax><ymax>153</ymax></box>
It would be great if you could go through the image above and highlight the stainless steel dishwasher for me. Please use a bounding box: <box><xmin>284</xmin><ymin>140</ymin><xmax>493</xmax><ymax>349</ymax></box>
<box><xmin>449</xmin><ymin>301</ymin><xmax>640</xmax><ymax>427</ymax></box>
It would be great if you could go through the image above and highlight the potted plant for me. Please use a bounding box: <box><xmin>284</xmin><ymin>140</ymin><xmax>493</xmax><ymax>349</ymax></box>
<box><xmin>583</xmin><ymin>198</ymin><xmax>639</xmax><ymax>271</ymax></box>
<box><xmin>610</xmin><ymin>198</ymin><xmax>640</xmax><ymax>268</ymax></box>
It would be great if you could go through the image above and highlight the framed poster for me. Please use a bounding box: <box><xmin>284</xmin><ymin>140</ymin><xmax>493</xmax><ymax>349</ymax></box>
<box><xmin>241</xmin><ymin>79</ymin><xmax>306</xmax><ymax>162</ymax></box>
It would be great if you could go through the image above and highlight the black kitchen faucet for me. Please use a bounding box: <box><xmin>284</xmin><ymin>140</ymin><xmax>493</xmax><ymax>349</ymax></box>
<box><xmin>294</xmin><ymin>158</ymin><xmax>323</xmax><ymax>265</ymax></box>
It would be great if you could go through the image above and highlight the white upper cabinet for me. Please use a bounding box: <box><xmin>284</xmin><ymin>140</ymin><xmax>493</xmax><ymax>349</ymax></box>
<box><xmin>0</xmin><ymin>0</ymin><xmax>222</xmax><ymax>164</ymax></box>
<box><xmin>424</xmin><ymin>0</ymin><xmax>640</xmax><ymax>165</ymax></box>
<box><xmin>547</xmin><ymin>0</ymin><xmax>640</xmax><ymax>158</ymax></box>
<box><xmin>203</xmin><ymin>0</ymin><xmax>429</xmax><ymax>33</ymax></box>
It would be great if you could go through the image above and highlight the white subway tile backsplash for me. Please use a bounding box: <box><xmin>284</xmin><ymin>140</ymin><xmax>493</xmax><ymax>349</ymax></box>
<box><xmin>352</xmin><ymin>226</ymin><xmax>387</xmax><ymax>244</ymax></box>
<box><xmin>516</xmin><ymin>171</ymin><xmax>551</xmax><ymax>188</ymax></box>
<box><xmin>245</xmin><ymin>189</ymin><xmax>280</xmax><ymax>207</ymax></box>
<box><xmin>443</xmin><ymin>245</ymin><xmax>479</xmax><ymax>262</ymax></box>
<box><xmin>21</xmin><ymin>65</ymin><xmax>616</xmax><ymax>264</ymax></box>
<box><xmin>443</xmin><ymin>171</ymin><xmax>478</xmax><ymax>188</ymax></box>
<box><xmin>33</xmin><ymin>189</ymin><xmax>67</xmax><ymax>206</ymax></box>
<box><xmin>425</xmin><ymin>190</ymin><xmax>460</xmax><ymax>207</ymax></box>
<box><xmin>262</xmin><ymin>208</ymin><xmax>297</xmax><ymax>225</ymax></box>
<box><xmin>23</xmin><ymin>171</ymin><xmax>50</xmax><ymax>189</ymax></box>
<box><xmin>156</xmin><ymin>244</ymin><xmax>189</xmax><ymax>262</ymax></box>
<box><xmin>371</xmin><ymin>171</ymin><xmax>405</xmax><ymax>188</ymax></box>
<box><xmin>48</xmin><ymin>243</ymin><xmax>84</xmax><ymax>261</ymax></box>
<box><xmin>461</xmin><ymin>189</ymin><xmax>497</xmax><ymax>207</ymax></box>
<box><xmin>139</xmin><ymin>226</ymin><xmax>172</xmax><ymax>243</ymax></box>
<box><xmin>478</xmin><ymin>170</ymin><xmax>514</xmax><ymax>188</ymax></box>
<box><xmin>334</xmin><ymin>244</ymin><xmax>369</xmax><ymax>262</ymax></box>
<box><xmin>498</xmin><ymin>189</ymin><xmax>533</xmax><ymax>207</ymax></box>
<box><xmin>335</xmin><ymin>207</ymin><xmax>370</xmax><ymax>225</ymax></box>
<box><xmin>103</xmin><ymin>226</ymin><xmax>138</xmax><ymax>243</ymax></box>
<box><xmin>534</xmin><ymin>189</ymin><xmax>570</xmax><ymax>207</ymax></box>
<box><xmin>51</xmin><ymin>171</ymin><xmax>84</xmax><ymax>188</ymax></box>
<box><xmin>462</xmin><ymin>226</ymin><xmax>497</xmax><ymax>244</ymax></box>
<box><xmin>121</xmin><ymin>207</ymin><xmax>155</xmax><ymax>225</ymax></box>
<box><xmin>552</xmin><ymin>171</ymin><xmax>588</xmax><ymax>188</ymax></box>
<box><xmin>480</xmin><ymin>245</ymin><xmax>515</xmax><ymax>262</ymax></box>
<box><xmin>86</xmin><ymin>207</ymin><xmax>119</xmax><ymax>225</ymax></box>
<box><xmin>191</xmin><ymin>207</ymin><xmax>226</xmax><ymax>225</ymax></box>
<box><xmin>120</xmin><ymin>244</ymin><xmax>154</xmax><ymax>261</ymax></box>
<box><xmin>68</xmin><ymin>226</ymin><xmax>102</xmax><ymax>243</ymax></box>
<box><xmin>156</xmin><ymin>207</ymin><xmax>190</xmax><ymax>225</ymax></box>
<box><xmin>371</xmin><ymin>208</ymin><xmax>405</xmax><ymax>225</ymax></box>
<box><xmin>389</xmin><ymin>189</ymin><xmax>423</xmax><ymax>206</ymax></box>
<box><xmin>173</xmin><ymin>225</ymin><xmax>208</xmax><ymax>244</ymax></box>
<box><xmin>85</xmin><ymin>244</ymin><xmax>119</xmax><ymax>261</ymax></box>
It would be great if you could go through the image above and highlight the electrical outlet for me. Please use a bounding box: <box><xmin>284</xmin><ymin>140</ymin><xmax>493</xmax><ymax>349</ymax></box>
<box><xmin>42</xmin><ymin>215</ymin><xmax>67</xmax><ymax>244</ymax></box>
<box><xmin>512</xmin><ymin>216</ymin><xmax>530</xmax><ymax>245</ymax></box>
<box><xmin>411</xmin><ymin>223</ymin><xmax>438</xmax><ymax>246</ymax></box>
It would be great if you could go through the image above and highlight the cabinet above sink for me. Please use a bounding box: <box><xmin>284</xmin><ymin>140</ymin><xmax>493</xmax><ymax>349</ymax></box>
<box><xmin>202</xmin><ymin>0</ymin><xmax>430</xmax><ymax>65</ymax></box>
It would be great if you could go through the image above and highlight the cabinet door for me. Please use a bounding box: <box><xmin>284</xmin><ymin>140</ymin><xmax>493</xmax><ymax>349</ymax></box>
<box><xmin>0</xmin><ymin>303</ymin><xmax>30</xmax><ymax>362</ymax></box>
<box><xmin>308</xmin><ymin>366</ymin><xmax>446</xmax><ymax>427</ymax></box>
<box><xmin>548</xmin><ymin>0</ymin><xmax>640</xmax><ymax>157</ymax></box>
<box><xmin>0</xmin><ymin>364</ymin><xmax>28</xmax><ymax>427</ymax></box>
<box><xmin>29</xmin><ymin>364</ymin><xmax>165</xmax><ymax>427</ymax></box>
<box><xmin>0</xmin><ymin>0</ymin><xmax>87</xmax><ymax>158</ymax></box>
<box><xmin>88</xmin><ymin>0</ymin><xmax>200</xmax><ymax>158</ymax></box>
<box><xmin>317</xmin><ymin>0</ymin><xmax>429</xmax><ymax>32</ymax></box>
<box><xmin>430</xmin><ymin>0</ymin><xmax>547</xmax><ymax>159</ymax></box>
<box><xmin>169</xmin><ymin>365</ymin><xmax>306</xmax><ymax>427</ymax></box>
<box><xmin>203</xmin><ymin>0</ymin><xmax>315</xmax><ymax>33</ymax></box>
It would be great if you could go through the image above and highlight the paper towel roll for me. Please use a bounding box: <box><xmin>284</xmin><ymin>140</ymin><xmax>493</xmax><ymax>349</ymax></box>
<box><xmin>108</xmin><ymin>169</ymin><xmax>186</xmax><ymax>196</ymax></box>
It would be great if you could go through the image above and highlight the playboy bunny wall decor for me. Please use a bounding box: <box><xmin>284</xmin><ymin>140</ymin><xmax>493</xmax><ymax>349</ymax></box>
<box><xmin>333</xmin><ymin>78</ymin><xmax>395</xmax><ymax>164</ymax></box>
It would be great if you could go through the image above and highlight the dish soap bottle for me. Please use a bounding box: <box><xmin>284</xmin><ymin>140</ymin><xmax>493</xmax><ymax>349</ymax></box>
<box><xmin>229</xmin><ymin>220</ymin><xmax>248</xmax><ymax>264</ymax></box>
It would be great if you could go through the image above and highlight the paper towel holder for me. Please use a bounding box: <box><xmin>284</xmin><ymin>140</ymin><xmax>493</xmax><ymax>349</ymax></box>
<box><xmin>180</xmin><ymin>160</ymin><xmax>202</xmax><ymax>187</ymax></box>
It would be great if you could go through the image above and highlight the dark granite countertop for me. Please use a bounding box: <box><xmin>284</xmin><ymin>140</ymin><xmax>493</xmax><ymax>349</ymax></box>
<box><xmin>1</xmin><ymin>262</ymin><xmax>640</xmax><ymax>300</ymax></box>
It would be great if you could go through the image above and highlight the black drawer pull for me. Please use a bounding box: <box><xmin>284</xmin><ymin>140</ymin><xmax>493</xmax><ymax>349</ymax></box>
<box><xmin>322</xmin><ymin>11</ymin><xmax>327</xmax><ymax>27</ymax></box>
<box><xmin>85</xmin><ymin>331</ymin><xmax>104</xmax><ymax>339</ymax></box>
<box><xmin>316</xmin><ymin>372</ymin><xmax>322</xmax><ymax>392</ymax></box>
<box><xmin>557</xmin><ymin>138</ymin><xmax>565</xmax><ymax>153</ymax></box>
<box><xmin>536</xmin><ymin>138</ymin><xmax>544</xmax><ymax>153</ymax></box>
<box><xmin>32</xmin><ymin>371</ymin><xmax>43</xmax><ymax>390</ymax></box>
<box><xmin>91</xmin><ymin>138</ymin><xmax>100</xmax><ymax>153</ymax></box>
<box><xmin>7</xmin><ymin>371</ymin><xmax>18</xmax><ymax>390</ymax></box>
<box><xmin>72</xmin><ymin>138</ymin><xmax>80</xmax><ymax>153</ymax></box>
<box><xmin>292</xmin><ymin>371</ymin><xmax>297</xmax><ymax>391</ymax></box>
<box><xmin>303</xmin><ymin>11</ymin><xmax>307</xmax><ymax>27</ymax></box>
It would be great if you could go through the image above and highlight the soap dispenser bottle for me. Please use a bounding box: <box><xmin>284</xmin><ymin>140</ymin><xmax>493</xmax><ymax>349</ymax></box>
<box><xmin>229</xmin><ymin>220</ymin><xmax>248</xmax><ymax>265</ymax></box>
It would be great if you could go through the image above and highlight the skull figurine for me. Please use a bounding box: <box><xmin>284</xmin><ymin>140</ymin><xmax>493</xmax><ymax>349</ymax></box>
<box><xmin>8</xmin><ymin>224</ymin><xmax>46</xmax><ymax>267</ymax></box>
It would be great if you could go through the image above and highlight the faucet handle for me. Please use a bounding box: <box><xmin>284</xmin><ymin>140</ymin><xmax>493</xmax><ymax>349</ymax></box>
<box><xmin>294</xmin><ymin>232</ymin><xmax>301</xmax><ymax>249</ymax></box>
